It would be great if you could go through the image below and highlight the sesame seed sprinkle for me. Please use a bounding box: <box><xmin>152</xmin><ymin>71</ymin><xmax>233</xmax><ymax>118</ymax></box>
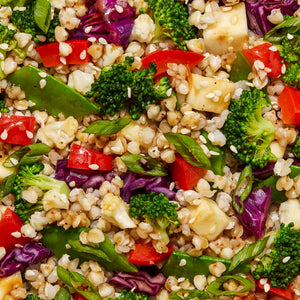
<box><xmin>26</xmin><ymin>130</ymin><xmax>33</xmax><ymax>139</ymax></box>
<box><xmin>0</xmin><ymin>129</ymin><xmax>8</xmax><ymax>140</ymax></box>
<box><xmin>89</xmin><ymin>164</ymin><xmax>99</xmax><ymax>170</ymax></box>
<box><xmin>39</xmin><ymin>79</ymin><xmax>47</xmax><ymax>89</ymax></box>
<box><xmin>80</xmin><ymin>50</ymin><xmax>87</xmax><ymax>60</ymax></box>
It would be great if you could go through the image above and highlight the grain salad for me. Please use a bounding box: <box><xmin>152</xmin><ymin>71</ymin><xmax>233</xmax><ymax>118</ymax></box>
<box><xmin>0</xmin><ymin>0</ymin><xmax>299</xmax><ymax>299</ymax></box>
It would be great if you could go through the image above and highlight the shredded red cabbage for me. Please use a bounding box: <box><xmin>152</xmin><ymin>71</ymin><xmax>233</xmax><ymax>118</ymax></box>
<box><xmin>121</xmin><ymin>172</ymin><xmax>176</xmax><ymax>203</ymax></box>
<box><xmin>235</xmin><ymin>187</ymin><xmax>272</xmax><ymax>239</ymax></box>
<box><xmin>245</xmin><ymin>0</ymin><xmax>299</xmax><ymax>36</ymax></box>
<box><xmin>72</xmin><ymin>0</ymin><xmax>135</xmax><ymax>47</ymax></box>
<box><xmin>0</xmin><ymin>243</ymin><xmax>53</xmax><ymax>277</ymax></box>
<box><xmin>110</xmin><ymin>271</ymin><xmax>166</xmax><ymax>295</ymax></box>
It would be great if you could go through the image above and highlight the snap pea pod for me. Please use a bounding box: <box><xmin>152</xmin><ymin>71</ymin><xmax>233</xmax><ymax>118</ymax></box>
<box><xmin>8</xmin><ymin>65</ymin><xmax>99</xmax><ymax>117</ymax></box>
<box><xmin>161</xmin><ymin>251</ymin><xmax>251</xmax><ymax>281</ymax></box>
<box><xmin>41</xmin><ymin>226</ymin><xmax>137</xmax><ymax>273</ymax></box>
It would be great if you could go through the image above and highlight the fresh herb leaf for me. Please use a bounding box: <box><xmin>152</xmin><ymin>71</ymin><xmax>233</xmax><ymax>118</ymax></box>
<box><xmin>83</xmin><ymin>118</ymin><xmax>131</xmax><ymax>135</ymax></box>
<box><xmin>3</xmin><ymin>143</ymin><xmax>51</xmax><ymax>168</ymax></box>
<box><xmin>0</xmin><ymin>173</ymin><xmax>16</xmax><ymax>199</ymax></box>
<box><xmin>228</xmin><ymin>236</ymin><xmax>269</xmax><ymax>272</ymax></box>
<box><xmin>0</xmin><ymin>0</ymin><xmax>27</xmax><ymax>7</ymax></box>
<box><xmin>232</xmin><ymin>165</ymin><xmax>253</xmax><ymax>214</ymax></box>
<box><xmin>206</xmin><ymin>275</ymin><xmax>254</xmax><ymax>296</ymax></box>
<box><xmin>54</xmin><ymin>287</ymin><xmax>71</xmax><ymax>300</ymax></box>
<box><xmin>34</xmin><ymin>0</ymin><xmax>51</xmax><ymax>33</ymax></box>
<box><xmin>121</xmin><ymin>154</ymin><xmax>168</xmax><ymax>176</ymax></box>
<box><xmin>164</xmin><ymin>132</ymin><xmax>212</xmax><ymax>170</ymax></box>
<box><xmin>57</xmin><ymin>266</ymin><xmax>101</xmax><ymax>300</ymax></box>
<box><xmin>170</xmin><ymin>289</ymin><xmax>212</xmax><ymax>300</ymax></box>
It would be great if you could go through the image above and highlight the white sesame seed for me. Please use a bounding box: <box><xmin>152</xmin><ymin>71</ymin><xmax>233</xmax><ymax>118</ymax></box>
<box><xmin>230</xmin><ymin>145</ymin><xmax>238</xmax><ymax>154</ymax></box>
<box><xmin>179</xmin><ymin>259</ymin><xmax>186</xmax><ymax>266</ymax></box>
<box><xmin>115</xmin><ymin>4</ymin><xmax>124</xmax><ymax>13</ymax></box>
<box><xmin>0</xmin><ymin>130</ymin><xmax>8</xmax><ymax>140</ymax></box>
<box><xmin>84</xmin><ymin>26</ymin><xmax>93</xmax><ymax>34</ymax></box>
<box><xmin>214</xmin><ymin>90</ymin><xmax>222</xmax><ymax>97</ymax></box>
<box><xmin>212</xmin><ymin>96</ymin><xmax>220</xmax><ymax>102</ymax></box>
<box><xmin>87</xmin><ymin>37</ymin><xmax>96</xmax><ymax>43</ymax></box>
<box><xmin>39</xmin><ymin>79</ymin><xmax>47</xmax><ymax>89</ymax></box>
<box><xmin>80</xmin><ymin>50</ymin><xmax>87</xmax><ymax>60</ymax></box>
<box><xmin>210</xmin><ymin>151</ymin><xmax>220</xmax><ymax>156</ymax></box>
<box><xmin>26</xmin><ymin>130</ymin><xmax>33</xmax><ymax>139</ymax></box>
<box><xmin>265</xmin><ymin>67</ymin><xmax>272</xmax><ymax>73</ymax></box>
<box><xmin>199</xmin><ymin>135</ymin><xmax>207</xmax><ymax>144</ymax></box>
<box><xmin>181</xmin><ymin>128</ymin><xmax>191</xmax><ymax>134</ymax></box>
<box><xmin>259</xmin><ymin>278</ymin><xmax>268</xmax><ymax>285</ymax></box>
<box><xmin>60</xmin><ymin>57</ymin><xmax>67</xmax><ymax>64</ymax></box>
<box><xmin>245</xmin><ymin>81</ymin><xmax>254</xmax><ymax>87</ymax></box>
<box><xmin>282</xmin><ymin>256</ymin><xmax>291</xmax><ymax>263</ymax></box>
<box><xmin>69</xmin><ymin>181</ymin><xmax>76</xmax><ymax>188</ymax></box>
<box><xmin>13</xmin><ymin>6</ymin><xmax>26</xmax><ymax>11</ymax></box>
<box><xmin>224</xmin><ymin>93</ymin><xmax>231</xmax><ymax>103</ymax></box>
<box><xmin>11</xmin><ymin>231</ymin><xmax>21</xmax><ymax>238</ymax></box>
<box><xmin>169</xmin><ymin>182</ymin><xmax>175</xmax><ymax>190</ymax></box>
<box><xmin>205</xmin><ymin>92</ymin><xmax>215</xmax><ymax>99</ymax></box>
<box><xmin>65</xmin><ymin>243</ymin><xmax>71</xmax><ymax>249</ymax></box>
<box><xmin>166</xmin><ymin>88</ymin><xmax>172</xmax><ymax>97</ymax></box>
<box><xmin>98</xmin><ymin>37</ymin><xmax>107</xmax><ymax>45</ymax></box>
<box><xmin>264</xmin><ymin>283</ymin><xmax>270</xmax><ymax>293</ymax></box>
<box><xmin>269</xmin><ymin>45</ymin><xmax>278</xmax><ymax>52</ymax></box>
<box><xmin>89</xmin><ymin>164</ymin><xmax>99</xmax><ymax>170</ymax></box>
<box><xmin>281</xmin><ymin>64</ymin><xmax>286</xmax><ymax>74</ymax></box>
<box><xmin>287</xmin><ymin>33</ymin><xmax>294</xmax><ymax>40</ymax></box>
<box><xmin>254</xmin><ymin>59</ymin><xmax>265</xmax><ymax>70</ymax></box>
<box><xmin>127</xmin><ymin>87</ymin><xmax>132</xmax><ymax>98</ymax></box>
<box><xmin>38</xmin><ymin>72</ymin><xmax>47</xmax><ymax>78</ymax></box>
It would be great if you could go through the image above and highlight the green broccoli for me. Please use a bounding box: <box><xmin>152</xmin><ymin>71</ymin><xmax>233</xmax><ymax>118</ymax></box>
<box><xmin>13</xmin><ymin>162</ymin><xmax>70</xmax><ymax>222</ymax></box>
<box><xmin>253</xmin><ymin>223</ymin><xmax>300</xmax><ymax>289</ymax></box>
<box><xmin>129</xmin><ymin>191</ymin><xmax>179</xmax><ymax>243</ymax></box>
<box><xmin>222</xmin><ymin>88</ymin><xmax>275</xmax><ymax>169</ymax></box>
<box><xmin>10</xmin><ymin>1</ymin><xmax>60</xmax><ymax>43</ymax></box>
<box><xmin>86</xmin><ymin>56</ymin><xmax>171</xmax><ymax>120</ymax></box>
<box><xmin>0</xmin><ymin>24</ymin><xmax>26</xmax><ymax>80</ymax></box>
<box><xmin>108</xmin><ymin>290</ymin><xmax>148</xmax><ymax>300</ymax></box>
<box><xmin>144</xmin><ymin>0</ymin><xmax>197</xmax><ymax>50</ymax></box>
<box><xmin>293</xmin><ymin>136</ymin><xmax>300</xmax><ymax>160</ymax></box>
<box><xmin>25</xmin><ymin>295</ymin><xmax>40</xmax><ymax>300</ymax></box>
<box><xmin>0</xmin><ymin>93</ymin><xmax>9</xmax><ymax>113</ymax></box>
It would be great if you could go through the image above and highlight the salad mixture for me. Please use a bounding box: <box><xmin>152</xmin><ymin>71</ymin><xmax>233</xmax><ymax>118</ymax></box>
<box><xmin>0</xmin><ymin>0</ymin><xmax>300</xmax><ymax>299</ymax></box>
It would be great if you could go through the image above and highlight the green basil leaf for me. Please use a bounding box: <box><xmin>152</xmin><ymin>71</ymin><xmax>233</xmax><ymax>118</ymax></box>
<box><xmin>57</xmin><ymin>266</ymin><xmax>101</xmax><ymax>300</ymax></box>
<box><xmin>3</xmin><ymin>143</ymin><xmax>51</xmax><ymax>168</ymax></box>
<box><xmin>228</xmin><ymin>236</ymin><xmax>269</xmax><ymax>272</ymax></box>
<box><xmin>83</xmin><ymin>118</ymin><xmax>131</xmax><ymax>135</ymax></box>
<box><xmin>232</xmin><ymin>165</ymin><xmax>253</xmax><ymax>214</ymax></box>
<box><xmin>264</xmin><ymin>16</ymin><xmax>300</xmax><ymax>43</ymax></box>
<box><xmin>170</xmin><ymin>289</ymin><xmax>212</xmax><ymax>300</ymax></box>
<box><xmin>54</xmin><ymin>287</ymin><xmax>71</xmax><ymax>300</ymax></box>
<box><xmin>34</xmin><ymin>0</ymin><xmax>51</xmax><ymax>33</ymax></box>
<box><xmin>121</xmin><ymin>154</ymin><xmax>168</xmax><ymax>176</ymax></box>
<box><xmin>0</xmin><ymin>173</ymin><xmax>16</xmax><ymax>199</ymax></box>
<box><xmin>164</xmin><ymin>132</ymin><xmax>212</xmax><ymax>169</ymax></box>
<box><xmin>206</xmin><ymin>275</ymin><xmax>254</xmax><ymax>296</ymax></box>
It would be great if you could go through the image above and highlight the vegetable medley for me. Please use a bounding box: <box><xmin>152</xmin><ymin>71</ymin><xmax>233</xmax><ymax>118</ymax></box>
<box><xmin>0</xmin><ymin>0</ymin><xmax>300</xmax><ymax>299</ymax></box>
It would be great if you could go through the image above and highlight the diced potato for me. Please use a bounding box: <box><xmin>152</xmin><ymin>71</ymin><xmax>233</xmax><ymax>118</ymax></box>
<box><xmin>186</xmin><ymin>73</ymin><xmax>235</xmax><ymax>114</ymax></box>
<box><xmin>270</xmin><ymin>141</ymin><xmax>286</xmax><ymax>159</ymax></box>
<box><xmin>0</xmin><ymin>271</ymin><xmax>23</xmax><ymax>299</ymax></box>
<box><xmin>279</xmin><ymin>199</ymin><xmax>300</xmax><ymax>229</ymax></box>
<box><xmin>203</xmin><ymin>3</ymin><xmax>248</xmax><ymax>55</ymax></box>
<box><xmin>0</xmin><ymin>155</ymin><xmax>16</xmax><ymax>181</ymax></box>
<box><xmin>188</xmin><ymin>197</ymin><xmax>230</xmax><ymax>241</ymax></box>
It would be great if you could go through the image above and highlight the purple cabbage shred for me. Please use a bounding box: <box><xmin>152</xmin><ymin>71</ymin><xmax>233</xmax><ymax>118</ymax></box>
<box><xmin>72</xmin><ymin>0</ymin><xmax>135</xmax><ymax>47</ymax></box>
<box><xmin>110</xmin><ymin>271</ymin><xmax>166</xmax><ymax>295</ymax></box>
<box><xmin>235</xmin><ymin>187</ymin><xmax>272</xmax><ymax>239</ymax></box>
<box><xmin>0</xmin><ymin>243</ymin><xmax>53</xmax><ymax>277</ymax></box>
<box><xmin>245</xmin><ymin>0</ymin><xmax>299</xmax><ymax>36</ymax></box>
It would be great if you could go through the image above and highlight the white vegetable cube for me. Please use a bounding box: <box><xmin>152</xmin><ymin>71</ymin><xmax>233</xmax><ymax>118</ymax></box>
<box><xmin>186</xmin><ymin>73</ymin><xmax>234</xmax><ymax>114</ymax></box>
<box><xmin>188</xmin><ymin>197</ymin><xmax>230</xmax><ymax>241</ymax></box>
<box><xmin>203</xmin><ymin>3</ymin><xmax>248</xmax><ymax>55</ymax></box>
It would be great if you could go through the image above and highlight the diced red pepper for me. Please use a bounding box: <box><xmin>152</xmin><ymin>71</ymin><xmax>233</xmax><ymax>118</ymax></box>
<box><xmin>170</xmin><ymin>155</ymin><xmax>207</xmax><ymax>190</ymax></box>
<box><xmin>141</xmin><ymin>50</ymin><xmax>205</xmax><ymax>78</ymax></box>
<box><xmin>0</xmin><ymin>208</ymin><xmax>31</xmax><ymax>253</ymax></box>
<box><xmin>128</xmin><ymin>242</ymin><xmax>174</xmax><ymax>266</ymax></box>
<box><xmin>278</xmin><ymin>86</ymin><xmax>300</xmax><ymax>125</ymax></box>
<box><xmin>256</xmin><ymin>279</ymin><xmax>294</xmax><ymax>300</ymax></box>
<box><xmin>36</xmin><ymin>40</ymin><xmax>91</xmax><ymax>67</ymax></box>
<box><xmin>74</xmin><ymin>293</ymin><xmax>87</xmax><ymax>300</ymax></box>
<box><xmin>68</xmin><ymin>143</ymin><xmax>113</xmax><ymax>171</ymax></box>
<box><xmin>242</xmin><ymin>43</ymin><xmax>282</xmax><ymax>78</ymax></box>
<box><xmin>0</xmin><ymin>115</ymin><xmax>35</xmax><ymax>145</ymax></box>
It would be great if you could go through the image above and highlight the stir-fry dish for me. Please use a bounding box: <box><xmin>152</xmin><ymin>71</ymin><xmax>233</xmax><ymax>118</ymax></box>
<box><xmin>0</xmin><ymin>0</ymin><xmax>300</xmax><ymax>299</ymax></box>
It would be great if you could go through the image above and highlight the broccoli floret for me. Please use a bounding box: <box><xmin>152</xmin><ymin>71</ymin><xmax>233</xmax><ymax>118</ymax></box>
<box><xmin>0</xmin><ymin>93</ymin><xmax>9</xmax><ymax>113</ymax></box>
<box><xmin>222</xmin><ymin>88</ymin><xmax>275</xmax><ymax>169</ymax></box>
<box><xmin>109</xmin><ymin>290</ymin><xmax>148</xmax><ymax>300</ymax></box>
<box><xmin>13</xmin><ymin>162</ymin><xmax>70</xmax><ymax>222</ymax></box>
<box><xmin>86</xmin><ymin>56</ymin><xmax>171</xmax><ymax>120</ymax></box>
<box><xmin>292</xmin><ymin>136</ymin><xmax>300</xmax><ymax>160</ymax></box>
<box><xmin>10</xmin><ymin>2</ymin><xmax>60</xmax><ymax>43</ymax></box>
<box><xmin>129</xmin><ymin>191</ymin><xmax>179</xmax><ymax>243</ymax></box>
<box><xmin>144</xmin><ymin>0</ymin><xmax>197</xmax><ymax>50</ymax></box>
<box><xmin>25</xmin><ymin>295</ymin><xmax>40</xmax><ymax>300</ymax></box>
<box><xmin>253</xmin><ymin>223</ymin><xmax>300</xmax><ymax>289</ymax></box>
<box><xmin>0</xmin><ymin>24</ymin><xmax>26</xmax><ymax>80</ymax></box>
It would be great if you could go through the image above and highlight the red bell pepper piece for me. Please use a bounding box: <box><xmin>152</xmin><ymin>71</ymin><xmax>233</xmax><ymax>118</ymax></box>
<box><xmin>256</xmin><ymin>279</ymin><xmax>294</xmax><ymax>300</ymax></box>
<box><xmin>242</xmin><ymin>43</ymin><xmax>282</xmax><ymax>78</ymax></box>
<box><xmin>128</xmin><ymin>242</ymin><xmax>174</xmax><ymax>266</ymax></box>
<box><xmin>278</xmin><ymin>86</ymin><xmax>300</xmax><ymax>125</ymax></box>
<box><xmin>0</xmin><ymin>208</ymin><xmax>31</xmax><ymax>253</ymax></box>
<box><xmin>170</xmin><ymin>155</ymin><xmax>207</xmax><ymax>190</ymax></box>
<box><xmin>68</xmin><ymin>143</ymin><xmax>113</xmax><ymax>171</ymax></box>
<box><xmin>36</xmin><ymin>40</ymin><xmax>91</xmax><ymax>67</ymax></box>
<box><xmin>0</xmin><ymin>115</ymin><xmax>35</xmax><ymax>145</ymax></box>
<box><xmin>141</xmin><ymin>50</ymin><xmax>205</xmax><ymax>77</ymax></box>
<box><xmin>74</xmin><ymin>294</ymin><xmax>87</xmax><ymax>300</ymax></box>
